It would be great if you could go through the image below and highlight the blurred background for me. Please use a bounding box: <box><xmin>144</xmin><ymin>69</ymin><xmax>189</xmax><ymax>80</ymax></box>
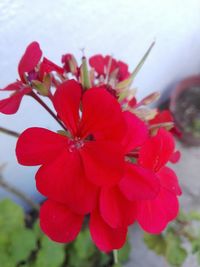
<box><xmin>0</xmin><ymin>1</ymin><xmax>200</xmax><ymax>266</ymax></box>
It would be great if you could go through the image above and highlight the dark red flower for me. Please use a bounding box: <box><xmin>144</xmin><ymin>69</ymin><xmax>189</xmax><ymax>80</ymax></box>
<box><xmin>16</xmin><ymin>80</ymin><xmax>126</xmax><ymax>214</ymax></box>
<box><xmin>89</xmin><ymin>55</ymin><xmax>130</xmax><ymax>82</ymax></box>
<box><xmin>136</xmin><ymin>128</ymin><xmax>182</xmax><ymax>234</ymax></box>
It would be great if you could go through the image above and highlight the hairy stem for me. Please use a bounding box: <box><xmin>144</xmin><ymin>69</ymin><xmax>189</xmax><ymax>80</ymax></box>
<box><xmin>0</xmin><ymin>127</ymin><xmax>20</xmax><ymax>138</ymax></box>
<box><xmin>30</xmin><ymin>91</ymin><xmax>67</xmax><ymax>131</ymax></box>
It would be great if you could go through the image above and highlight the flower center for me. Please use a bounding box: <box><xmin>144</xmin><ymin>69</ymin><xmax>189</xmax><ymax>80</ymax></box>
<box><xmin>68</xmin><ymin>137</ymin><xmax>84</xmax><ymax>152</ymax></box>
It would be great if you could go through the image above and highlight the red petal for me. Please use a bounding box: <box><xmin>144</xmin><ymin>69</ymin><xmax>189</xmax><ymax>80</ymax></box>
<box><xmin>139</xmin><ymin>128</ymin><xmax>175</xmax><ymax>172</ymax></box>
<box><xmin>16</xmin><ymin>127</ymin><xmax>67</xmax><ymax>166</ymax></box>
<box><xmin>18</xmin><ymin>42</ymin><xmax>42</xmax><ymax>82</ymax></box>
<box><xmin>53</xmin><ymin>80</ymin><xmax>81</xmax><ymax>136</ymax></box>
<box><xmin>169</xmin><ymin>150</ymin><xmax>181</xmax><ymax>163</ymax></box>
<box><xmin>149</xmin><ymin>110</ymin><xmax>174</xmax><ymax>125</ymax></box>
<box><xmin>80</xmin><ymin>141</ymin><xmax>124</xmax><ymax>186</ymax></box>
<box><xmin>36</xmin><ymin>150</ymin><xmax>98</xmax><ymax>215</ymax></box>
<box><xmin>89</xmin><ymin>55</ymin><xmax>105</xmax><ymax>75</ymax></box>
<box><xmin>0</xmin><ymin>81</ymin><xmax>24</xmax><ymax>91</ymax></box>
<box><xmin>80</xmin><ymin>87</ymin><xmax>125</xmax><ymax>141</ymax></box>
<box><xmin>117</xmin><ymin>61</ymin><xmax>130</xmax><ymax>81</ymax></box>
<box><xmin>100</xmin><ymin>186</ymin><xmax>137</xmax><ymax>228</ymax></box>
<box><xmin>137</xmin><ymin>188</ymin><xmax>179</xmax><ymax>234</ymax></box>
<box><xmin>104</xmin><ymin>56</ymin><xmax>118</xmax><ymax>74</ymax></box>
<box><xmin>122</xmin><ymin>111</ymin><xmax>148</xmax><ymax>153</ymax></box>
<box><xmin>158</xmin><ymin>166</ymin><xmax>182</xmax><ymax>196</ymax></box>
<box><xmin>89</xmin><ymin>208</ymin><xmax>127</xmax><ymax>252</ymax></box>
<box><xmin>39</xmin><ymin>57</ymin><xmax>64</xmax><ymax>79</ymax></box>
<box><xmin>119</xmin><ymin>163</ymin><xmax>160</xmax><ymax>201</ymax></box>
<box><xmin>40</xmin><ymin>199</ymin><xmax>83</xmax><ymax>243</ymax></box>
<box><xmin>0</xmin><ymin>87</ymin><xmax>30</xmax><ymax>114</ymax></box>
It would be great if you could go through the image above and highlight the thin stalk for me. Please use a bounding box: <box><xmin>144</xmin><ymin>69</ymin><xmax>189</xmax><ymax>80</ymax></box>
<box><xmin>30</xmin><ymin>91</ymin><xmax>67</xmax><ymax>131</ymax></box>
<box><xmin>0</xmin><ymin>127</ymin><xmax>20</xmax><ymax>138</ymax></box>
<box><xmin>0</xmin><ymin>174</ymin><xmax>39</xmax><ymax>211</ymax></box>
<box><xmin>113</xmin><ymin>249</ymin><xmax>118</xmax><ymax>265</ymax></box>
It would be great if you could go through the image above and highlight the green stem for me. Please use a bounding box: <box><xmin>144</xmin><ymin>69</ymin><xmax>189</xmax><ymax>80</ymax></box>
<box><xmin>113</xmin><ymin>249</ymin><xmax>118</xmax><ymax>265</ymax></box>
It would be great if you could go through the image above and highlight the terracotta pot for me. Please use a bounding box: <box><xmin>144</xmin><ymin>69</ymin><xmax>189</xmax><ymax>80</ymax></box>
<box><xmin>170</xmin><ymin>75</ymin><xmax>200</xmax><ymax>146</ymax></box>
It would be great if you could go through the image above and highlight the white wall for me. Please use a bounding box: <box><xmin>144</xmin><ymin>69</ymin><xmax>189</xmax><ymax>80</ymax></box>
<box><xmin>0</xmin><ymin>0</ymin><xmax>200</xmax><ymax>207</ymax></box>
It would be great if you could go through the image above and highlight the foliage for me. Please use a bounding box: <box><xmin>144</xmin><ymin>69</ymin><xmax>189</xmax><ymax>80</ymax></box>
<box><xmin>144</xmin><ymin>209</ymin><xmax>200</xmax><ymax>266</ymax></box>
<box><xmin>0</xmin><ymin>198</ymin><xmax>131</xmax><ymax>267</ymax></box>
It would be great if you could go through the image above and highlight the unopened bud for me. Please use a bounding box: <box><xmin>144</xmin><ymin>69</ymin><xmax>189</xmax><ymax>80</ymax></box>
<box><xmin>140</xmin><ymin>92</ymin><xmax>160</xmax><ymax>105</ymax></box>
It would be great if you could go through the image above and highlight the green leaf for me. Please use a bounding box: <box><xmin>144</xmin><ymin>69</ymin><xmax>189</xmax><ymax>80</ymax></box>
<box><xmin>33</xmin><ymin>235</ymin><xmax>65</xmax><ymax>267</ymax></box>
<box><xmin>0</xmin><ymin>198</ymin><xmax>24</xmax><ymax>233</ymax></box>
<box><xmin>116</xmin><ymin>41</ymin><xmax>155</xmax><ymax>90</ymax></box>
<box><xmin>118</xmin><ymin>239</ymin><xmax>131</xmax><ymax>262</ymax></box>
<box><xmin>165</xmin><ymin>232</ymin><xmax>187</xmax><ymax>267</ymax></box>
<box><xmin>0</xmin><ymin>251</ymin><xmax>16</xmax><ymax>267</ymax></box>
<box><xmin>74</xmin><ymin>228</ymin><xmax>96</xmax><ymax>259</ymax></box>
<box><xmin>188</xmin><ymin>211</ymin><xmax>200</xmax><ymax>221</ymax></box>
<box><xmin>144</xmin><ymin>233</ymin><xmax>166</xmax><ymax>256</ymax></box>
<box><xmin>9</xmin><ymin>228</ymin><xmax>36</xmax><ymax>263</ymax></box>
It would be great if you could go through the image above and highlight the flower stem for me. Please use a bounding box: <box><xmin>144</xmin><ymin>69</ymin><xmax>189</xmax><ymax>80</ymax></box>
<box><xmin>113</xmin><ymin>249</ymin><xmax>118</xmax><ymax>265</ymax></box>
<box><xmin>0</xmin><ymin>173</ymin><xmax>39</xmax><ymax>211</ymax></box>
<box><xmin>0</xmin><ymin>127</ymin><xmax>20</xmax><ymax>138</ymax></box>
<box><xmin>30</xmin><ymin>91</ymin><xmax>67</xmax><ymax>131</ymax></box>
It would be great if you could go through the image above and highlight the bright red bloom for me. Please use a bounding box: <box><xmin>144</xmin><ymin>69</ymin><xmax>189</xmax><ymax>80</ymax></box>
<box><xmin>0</xmin><ymin>42</ymin><xmax>41</xmax><ymax>114</ymax></box>
<box><xmin>40</xmin><ymin>198</ymin><xmax>128</xmax><ymax>252</ymax></box>
<box><xmin>136</xmin><ymin>129</ymin><xmax>182</xmax><ymax>234</ymax></box>
<box><xmin>98</xmin><ymin>111</ymin><xmax>160</xmax><ymax>230</ymax></box>
<box><xmin>16</xmin><ymin>79</ymin><xmax>126</xmax><ymax>214</ymax></box>
<box><xmin>0</xmin><ymin>42</ymin><xmax>63</xmax><ymax>114</ymax></box>
<box><xmin>89</xmin><ymin>55</ymin><xmax>130</xmax><ymax>82</ymax></box>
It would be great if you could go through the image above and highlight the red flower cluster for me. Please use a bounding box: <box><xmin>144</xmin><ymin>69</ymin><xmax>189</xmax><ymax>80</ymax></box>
<box><xmin>1</xmin><ymin>42</ymin><xmax>182</xmax><ymax>252</ymax></box>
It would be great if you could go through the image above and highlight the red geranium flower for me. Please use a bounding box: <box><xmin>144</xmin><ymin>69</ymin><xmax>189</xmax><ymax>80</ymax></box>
<box><xmin>136</xmin><ymin>128</ymin><xmax>182</xmax><ymax>234</ymax></box>
<box><xmin>0</xmin><ymin>42</ymin><xmax>63</xmax><ymax>114</ymax></box>
<box><xmin>0</xmin><ymin>42</ymin><xmax>42</xmax><ymax>114</ymax></box>
<box><xmin>98</xmin><ymin>111</ymin><xmax>160</xmax><ymax>229</ymax></box>
<box><xmin>16</xmin><ymin>79</ymin><xmax>126</xmax><ymax>214</ymax></box>
<box><xmin>89</xmin><ymin>55</ymin><xmax>130</xmax><ymax>82</ymax></box>
<box><xmin>39</xmin><ymin>198</ymin><xmax>128</xmax><ymax>252</ymax></box>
